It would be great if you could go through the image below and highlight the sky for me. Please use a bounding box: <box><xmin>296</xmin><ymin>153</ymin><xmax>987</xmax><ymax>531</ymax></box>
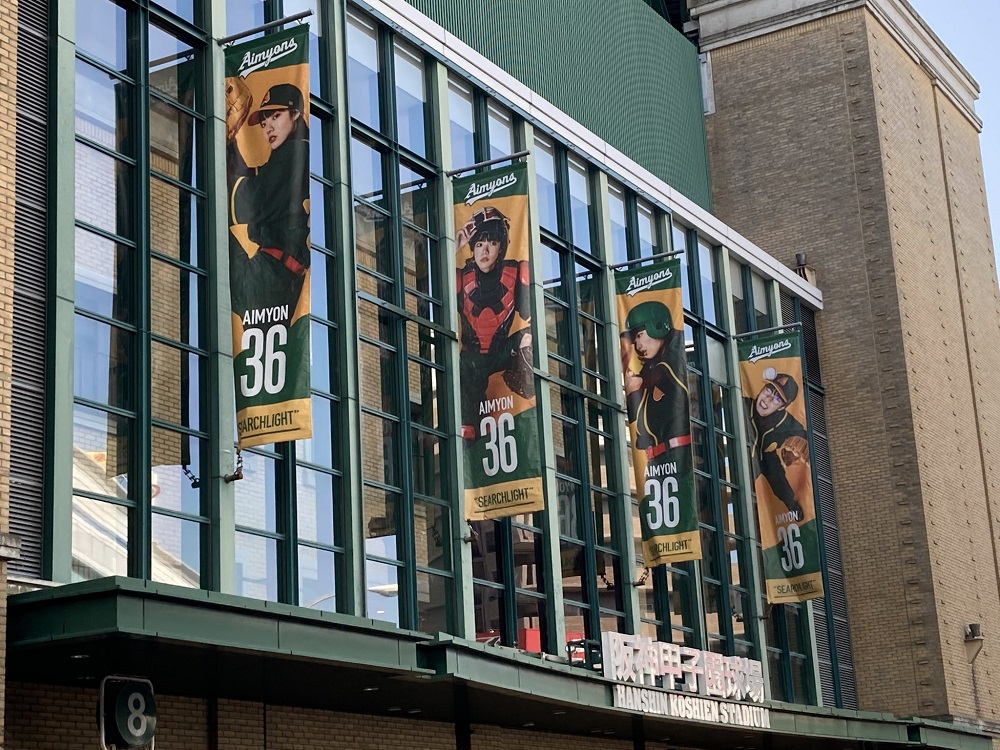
<box><xmin>906</xmin><ymin>0</ymin><xmax>998</xmax><ymax>255</ymax></box>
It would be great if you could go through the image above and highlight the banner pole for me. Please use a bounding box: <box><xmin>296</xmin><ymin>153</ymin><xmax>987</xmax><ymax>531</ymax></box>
<box><xmin>446</xmin><ymin>150</ymin><xmax>530</xmax><ymax>177</ymax></box>
<box><xmin>733</xmin><ymin>321</ymin><xmax>802</xmax><ymax>340</ymax></box>
<box><xmin>217</xmin><ymin>10</ymin><xmax>313</xmax><ymax>46</ymax></box>
<box><xmin>608</xmin><ymin>249</ymin><xmax>684</xmax><ymax>271</ymax></box>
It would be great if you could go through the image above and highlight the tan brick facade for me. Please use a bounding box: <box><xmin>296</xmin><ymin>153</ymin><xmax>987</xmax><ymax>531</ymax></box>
<box><xmin>702</xmin><ymin>1</ymin><xmax>1000</xmax><ymax>729</ymax></box>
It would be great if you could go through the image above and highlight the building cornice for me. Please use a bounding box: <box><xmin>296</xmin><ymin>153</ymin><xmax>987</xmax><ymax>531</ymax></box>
<box><xmin>690</xmin><ymin>0</ymin><xmax>982</xmax><ymax>131</ymax></box>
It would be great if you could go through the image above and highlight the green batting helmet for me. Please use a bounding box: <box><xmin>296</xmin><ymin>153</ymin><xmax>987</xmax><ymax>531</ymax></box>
<box><xmin>623</xmin><ymin>301</ymin><xmax>673</xmax><ymax>339</ymax></box>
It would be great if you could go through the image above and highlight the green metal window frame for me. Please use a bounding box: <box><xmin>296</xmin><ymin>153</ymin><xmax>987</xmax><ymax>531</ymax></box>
<box><xmin>346</xmin><ymin>6</ymin><xmax>456</xmax><ymax>633</ymax></box>
<box><xmin>54</xmin><ymin>0</ymin><xmax>216</xmax><ymax>587</ymax></box>
<box><xmin>535</xmin><ymin>133</ymin><xmax>627</xmax><ymax>662</ymax></box>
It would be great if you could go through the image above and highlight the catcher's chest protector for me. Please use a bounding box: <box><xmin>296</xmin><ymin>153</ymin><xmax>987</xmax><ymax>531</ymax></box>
<box><xmin>461</xmin><ymin>265</ymin><xmax>519</xmax><ymax>354</ymax></box>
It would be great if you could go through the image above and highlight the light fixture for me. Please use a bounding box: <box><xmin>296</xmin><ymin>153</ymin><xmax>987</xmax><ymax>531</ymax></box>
<box><xmin>552</xmin><ymin>710</ymin><xmax>566</xmax><ymax>716</ymax></box>
<box><xmin>522</xmin><ymin>722</ymin><xmax>535</xmax><ymax>728</ymax></box>
<box><xmin>965</xmin><ymin>623</ymin><xmax>985</xmax><ymax>663</ymax></box>
<box><xmin>69</xmin><ymin>653</ymin><xmax>90</xmax><ymax>660</ymax></box>
<box><xmin>362</xmin><ymin>686</ymin><xmax>379</xmax><ymax>692</ymax></box>
<box><xmin>387</xmin><ymin>706</ymin><xmax>402</xmax><ymax>712</ymax></box>
<box><xmin>368</xmin><ymin>583</ymin><xmax>399</xmax><ymax>597</ymax></box>
<box><xmin>407</xmin><ymin>708</ymin><xmax>421</xmax><ymax>714</ymax></box>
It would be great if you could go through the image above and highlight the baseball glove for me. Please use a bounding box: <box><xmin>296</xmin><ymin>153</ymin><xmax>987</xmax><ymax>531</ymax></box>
<box><xmin>503</xmin><ymin>343</ymin><xmax>535</xmax><ymax>400</ymax></box>
<box><xmin>778</xmin><ymin>435</ymin><xmax>809</xmax><ymax>468</ymax></box>
<box><xmin>225</xmin><ymin>76</ymin><xmax>253</xmax><ymax>141</ymax></box>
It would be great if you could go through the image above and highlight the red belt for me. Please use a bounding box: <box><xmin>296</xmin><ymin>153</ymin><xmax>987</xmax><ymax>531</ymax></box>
<box><xmin>645</xmin><ymin>434</ymin><xmax>692</xmax><ymax>459</ymax></box>
<box><xmin>259</xmin><ymin>246</ymin><xmax>306</xmax><ymax>276</ymax></box>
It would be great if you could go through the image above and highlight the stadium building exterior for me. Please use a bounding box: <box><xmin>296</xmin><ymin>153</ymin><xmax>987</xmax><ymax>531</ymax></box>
<box><xmin>0</xmin><ymin>0</ymin><xmax>994</xmax><ymax>748</ymax></box>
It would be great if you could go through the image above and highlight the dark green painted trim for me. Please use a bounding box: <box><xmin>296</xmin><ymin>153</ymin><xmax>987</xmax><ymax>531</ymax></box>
<box><xmin>10</xmin><ymin>578</ymin><xmax>431</xmax><ymax>673</ymax></box>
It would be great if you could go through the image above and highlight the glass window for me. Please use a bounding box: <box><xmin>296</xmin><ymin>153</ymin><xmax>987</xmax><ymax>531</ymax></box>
<box><xmin>698</xmin><ymin>237</ymin><xmax>719</xmax><ymax>326</ymax></box>
<box><xmin>487</xmin><ymin>103</ymin><xmax>513</xmax><ymax>161</ymax></box>
<box><xmin>393</xmin><ymin>41</ymin><xmax>426</xmax><ymax>156</ymax></box>
<box><xmin>448</xmin><ymin>78</ymin><xmax>475</xmax><ymax>170</ymax></box>
<box><xmin>608</xmin><ymin>183</ymin><xmax>627</xmax><ymax>264</ymax></box>
<box><xmin>346</xmin><ymin>13</ymin><xmax>380</xmax><ymax>130</ymax></box>
<box><xmin>567</xmin><ymin>156</ymin><xmax>591</xmax><ymax>252</ymax></box>
<box><xmin>534</xmin><ymin>136</ymin><xmax>557</xmax><ymax>233</ymax></box>
<box><xmin>76</xmin><ymin>0</ymin><xmax>127</xmax><ymax>73</ymax></box>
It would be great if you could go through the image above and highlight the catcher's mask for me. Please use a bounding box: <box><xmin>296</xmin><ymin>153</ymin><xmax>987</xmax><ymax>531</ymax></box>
<box><xmin>761</xmin><ymin>367</ymin><xmax>798</xmax><ymax>405</ymax></box>
<box><xmin>249</xmin><ymin>83</ymin><xmax>304</xmax><ymax>126</ymax></box>
<box><xmin>469</xmin><ymin>207</ymin><xmax>510</xmax><ymax>261</ymax></box>
<box><xmin>622</xmin><ymin>300</ymin><xmax>673</xmax><ymax>340</ymax></box>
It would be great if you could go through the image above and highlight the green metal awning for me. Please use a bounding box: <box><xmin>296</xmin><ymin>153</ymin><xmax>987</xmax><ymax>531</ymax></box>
<box><xmin>8</xmin><ymin>579</ymin><xmax>991</xmax><ymax>750</ymax></box>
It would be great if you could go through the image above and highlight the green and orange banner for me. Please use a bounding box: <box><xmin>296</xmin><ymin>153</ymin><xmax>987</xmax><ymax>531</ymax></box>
<box><xmin>453</xmin><ymin>162</ymin><xmax>543</xmax><ymax>521</ymax></box>
<box><xmin>615</xmin><ymin>259</ymin><xmax>700</xmax><ymax>566</ymax></box>
<box><xmin>225</xmin><ymin>27</ymin><xmax>312</xmax><ymax>448</ymax></box>
<box><xmin>738</xmin><ymin>330</ymin><xmax>824</xmax><ymax>603</ymax></box>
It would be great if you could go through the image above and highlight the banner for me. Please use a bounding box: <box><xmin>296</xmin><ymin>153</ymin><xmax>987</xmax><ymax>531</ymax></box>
<box><xmin>225</xmin><ymin>27</ymin><xmax>313</xmax><ymax>449</ymax></box>
<box><xmin>738</xmin><ymin>330</ymin><xmax>824</xmax><ymax>603</ymax></box>
<box><xmin>453</xmin><ymin>162</ymin><xmax>544</xmax><ymax>521</ymax></box>
<box><xmin>615</xmin><ymin>259</ymin><xmax>700</xmax><ymax>566</ymax></box>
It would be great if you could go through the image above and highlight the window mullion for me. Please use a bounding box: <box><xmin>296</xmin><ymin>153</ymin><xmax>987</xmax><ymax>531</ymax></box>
<box><xmin>132</xmin><ymin>2</ymin><xmax>152</xmax><ymax>581</ymax></box>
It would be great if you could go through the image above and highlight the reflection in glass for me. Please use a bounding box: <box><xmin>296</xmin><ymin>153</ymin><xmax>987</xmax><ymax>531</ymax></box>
<box><xmin>76</xmin><ymin>143</ymin><xmax>133</xmax><ymax>239</ymax></box>
<box><xmin>351</xmin><ymin>138</ymin><xmax>385</xmax><ymax>204</ymax></box>
<box><xmin>354</xmin><ymin>204</ymin><xmax>392</xmax><ymax>284</ymax></box>
<box><xmin>73</xmin><ymin>404</ymin><xmax>131</xmax><ymax>497</ymax></box>
<box><xmin>76</xmin><ymin>59</ymin><xmax>131</xmax><ymax>153</ymax></box>
<box><xmin>74</xmin><ymin>314</ymin><xmax>131</xmax><ymax>410</ymax></box>
<box><xmin>535</xmin><ymin>137</ymin><xmax>557</xmax><ymax>232</ymax></box>
<box><xmin>296</xmin><ymin>467</ymin><xmax>336</xmax><ymax>546</ymax></box>
<box><xmin>148</xmin><ymin>23</ymin><xmax>196</xmax><ymax>108</ymax></box>
<box><xmin>448</xmin><ymin>78</ymin><xmax>475</xmax><ymax>170</ymax></box>
<box><xmin>75</xmin><ymin>228</ymin><xmax>132</xmax><ymax>322</ymax></box>
<box><xmin>699</xmin><ymin>238</ymin><xmax>719</xmax><ymax>326</ymax></box>
<box><xmin>568</xmin><ymin>156</ymin><xmax>591</xmax><ymax>252</ymax></box>
<box><xmin>235</xmin><ymin>532</ymin><xmax>278</xmax><ymax>601</ymax></box>
<box><xmin>402</xmin><ymin>227</ymin><xmax>434</xmax><ymax>300</ymax></box>
<box><xmin>347</xmin><ymin>13</ymin><xmax>380</xmax><ymax>129</ymax></box>
<box><xmin>516</xmin><ymin>594</ymin><xmax>546</xmax><ymax>653</ymax></box>
<box><xmin>233</xmin><ymin>450</ymin><xmax>277</xmax><ymax>532</ymax></box>
<box><xmin>149</xmin><ymin>177</ymin><xmax>200</xmax><ymax>266</ymax></box>
<box><xmin>364</xmin><ymin>486</ymin><xmax>400</xmax><ymax>560</ymax></box>
<box><xmin>150</xmin><ymin>341</ymin><xmax>202</xmax><ymax>430</ymax></box>
<box><xmin>608</xmin><ymin>184</ymin><xmax>627</xmax><ymax>264</ymax></box>
<box><xmin>76</xmin><ymin>0</ymin><xmax>127</xmax><ymax>72</ymax></box>
<box><xmin>72</xmin><ymin>495</ymin><xmax>128</xmax><ymax>580</ymax></box>
<box><xmin>638</xmin><ymin>200</ymin><xmax>657</xmax><ymax>257</ymax></box>
<box><xmin>394</xmin><ymin>42</ymin><xmax>426</xmax><ymax>156</ymax></box>
<box><xmin>299</xmin><ymin>545</ymin><xmax>338</xmax><ymax>612</ymax></box>
<box><xmin>296</xmin><ymin>394</ymin><xmax>336</xmax><ymax>469</ymax></box>
<box><xmin>474</xmin><ymin>582</ymin><xmax>503</xmax><ymax>641</ymax></box>
<box><xmin>366</xmin><ymin>559</ymin><xmax>400</xmax><ymax>625</ymax></box>
<box><xmin>151</xmin><ymin>513</ymin><xmax>201</xmax><ymax>587</ymax></box>
<box><xmin>731</xmin><ymin>258</ymin><xmax>748</xmax><ymax>334</ymax></box>
<box><xmin>487</xmin><ymin>103</ymin><xmax>513</xmax><ymax>161</ymax></box>
<box><xmin>416</xmin><ymin>571</ymin><xmax>450</xmax><ymax>633</ymax></box>
<box><xmin>752</xmin><ymin>272</ymin><xmax>771</xmax><ymax>330</ymax></box>
<box><xmin>150</xmin><ymin>258</ymin><xmax>202</xmax><ymax>347</ymax></box>
<box><xmin>150</xmin><ymin>427</ymin><xmax>203</xmax><ymax>516</ymax></box>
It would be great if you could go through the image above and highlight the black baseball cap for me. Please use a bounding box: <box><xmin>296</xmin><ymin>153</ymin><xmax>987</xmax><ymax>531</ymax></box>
<box><xmin>249</xmin><ymin>83</ymin><xmax>304</xmax><ymax>126</ymax></box>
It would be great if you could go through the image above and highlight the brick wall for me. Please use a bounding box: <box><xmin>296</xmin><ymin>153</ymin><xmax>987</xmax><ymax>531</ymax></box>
<box><xmin>703</xmin><ymin>2</ymin><xmax>1000</xmax><ymax>726</ymax></box>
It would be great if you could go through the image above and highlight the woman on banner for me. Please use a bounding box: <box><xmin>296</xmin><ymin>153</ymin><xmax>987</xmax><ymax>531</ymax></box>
<box><xmin>455</xmin><ymin>206</ymin><xmax>534</xmax><ymax>440</ymax></box>
<box><xmin>747</xmin><ymin>368</ymin><xmax>809</xmax><ymax>520</ymax></box>
<box><xmin>620</xmin><ymin>301</ymin><xmax>691</xmax><ymax>462</ymax></box>
<box><xmin>226</xmin><ymin>79</ymin><xmax>311</xmax><ymax>315</ymax></box>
